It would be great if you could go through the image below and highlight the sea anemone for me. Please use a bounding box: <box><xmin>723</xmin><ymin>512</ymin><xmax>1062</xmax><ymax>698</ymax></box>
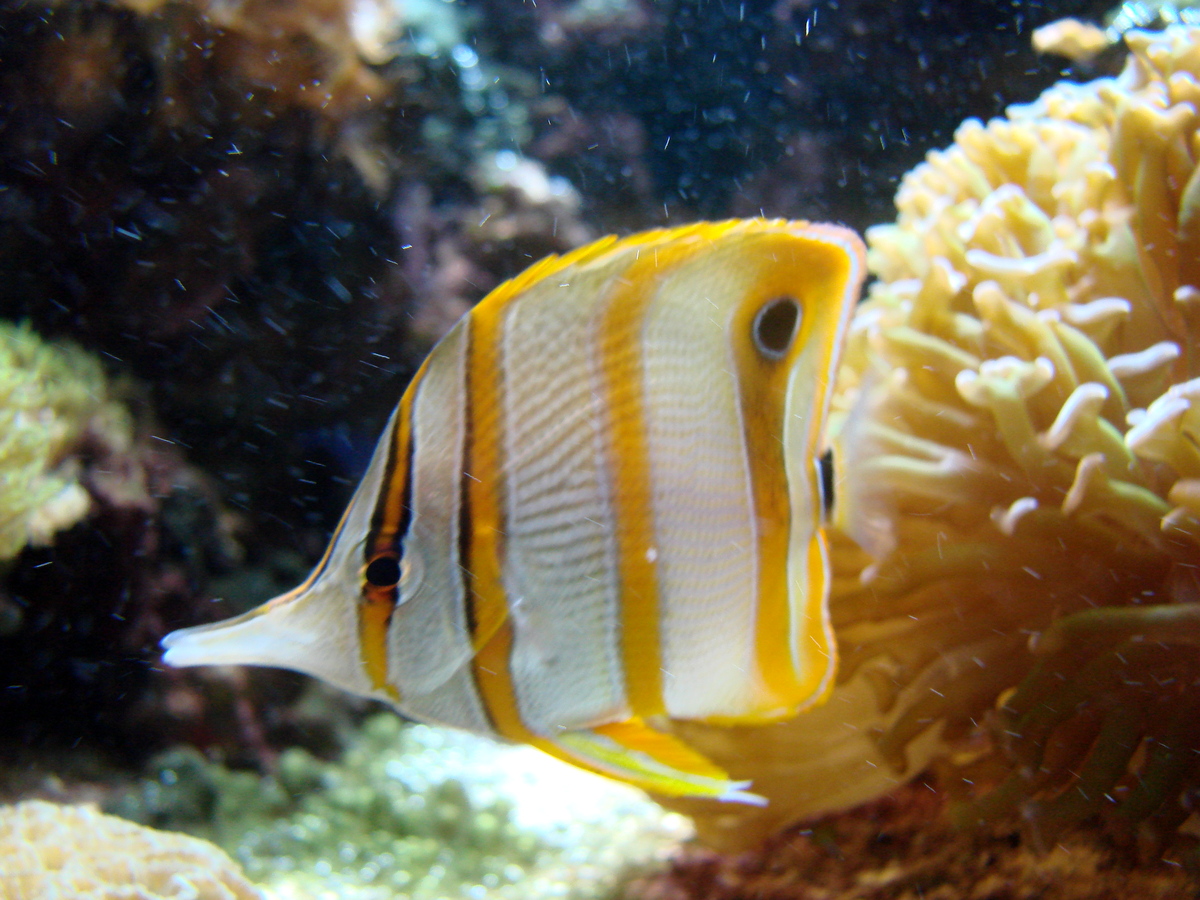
<box><xmin>672</xmin><ymin>25</ymin><xmax>1200</xmax><ymax>854</ymax></box>
<box><xmin>833</xmin><ymin>23</ymin><xmax>1200</xmax><ymax>853</ymax></box>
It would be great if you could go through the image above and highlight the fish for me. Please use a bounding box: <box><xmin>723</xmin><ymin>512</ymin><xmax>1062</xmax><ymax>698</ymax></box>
<box><xmin>161</xmin><ymin>218</ymin><xmax>866</xmax><ymax>803</ymax></box>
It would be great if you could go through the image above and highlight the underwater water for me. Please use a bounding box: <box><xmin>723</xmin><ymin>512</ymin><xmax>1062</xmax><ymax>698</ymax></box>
<box><xmin>2</xmin><ymin>0</ymin><xmax>1200</xmax><ymax>898</ymax></box>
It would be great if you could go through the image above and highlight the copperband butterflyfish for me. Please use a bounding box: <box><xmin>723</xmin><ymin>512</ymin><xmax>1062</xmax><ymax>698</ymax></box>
<box><xmin>162</xmin><ymin>218</ymin><xmax>866</xmax><ymax>803</ymax></box>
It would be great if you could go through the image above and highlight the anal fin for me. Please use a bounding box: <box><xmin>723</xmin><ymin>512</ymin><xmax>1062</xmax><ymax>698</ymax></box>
<box><xmin>551</xmin><ymin>717</ymin><xmax>765</xmax><ymax>805</ymax></box>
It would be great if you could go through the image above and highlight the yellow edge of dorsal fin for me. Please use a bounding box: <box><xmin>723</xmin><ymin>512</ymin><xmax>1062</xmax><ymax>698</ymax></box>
<box><xmin>549</xmin><ymin>718</ymin><xmax>766</xmax><ymax>805</ymax></box>
<box><xmin>471</xmin><ymin>233</ymin><xmax>622</xmax><ymax>317</ymax></box>
<box><xmin>472</xmin><ymin>218</ymin><xmax>806</xmax><ymax>317</ymax></box>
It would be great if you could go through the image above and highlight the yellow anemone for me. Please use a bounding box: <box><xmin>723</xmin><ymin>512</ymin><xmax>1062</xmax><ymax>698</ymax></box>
<box><xmin>670</xmin><ymin>26</ymin><xmax>1200</xmax><ymax>852</ymax></box>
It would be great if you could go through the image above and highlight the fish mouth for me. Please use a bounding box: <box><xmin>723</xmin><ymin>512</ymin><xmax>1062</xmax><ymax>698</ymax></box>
<box><xmin>159</xmin><ymin>604</ymin><xmax>305</xmax><ymax>669</ymax></box>
<box><xmin>158</xmin><ymin>579</ymin><xmax>376</xmax><ymax>700</ymax></box>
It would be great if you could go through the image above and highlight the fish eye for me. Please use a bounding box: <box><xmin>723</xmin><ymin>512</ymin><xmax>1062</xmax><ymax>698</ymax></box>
<box><xmin>364</xmin><ymin>554</ymin><xmax>402</xmax><ymax>588</ymax></box>
<box><xmin>753</xmin><ymin>296</ymin><xmax>801</xmax><ymax>359</ymax></box>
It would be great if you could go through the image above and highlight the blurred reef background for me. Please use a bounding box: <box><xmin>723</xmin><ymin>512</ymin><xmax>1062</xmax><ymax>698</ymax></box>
<box><xmin>1</xmin><ymin>0</ymin><xmax>1198</xmax><ymax>898</ymax></box>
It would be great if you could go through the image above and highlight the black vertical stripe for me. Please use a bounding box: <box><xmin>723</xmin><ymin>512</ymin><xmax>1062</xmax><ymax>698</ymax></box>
<box><xmin>395</xmin><ymin>430</ymin><xmax>416</xmax><ymax>559</ymax></box>
<box><xmin>364</xmin><ymin>403</ymin><xmax>417</xmax><ymax>566</ymax></box>
<box><xmin>363</xmin><ymin>412</ymin><xmax>405</xmax><ymax>562</ymax></box>
<box><xmin>817</xmin><ymin>448</ymin><xmax>835</xmax><ymax>523</ymax></box>
<box><xmin>454</xmin><ymin>315</ymin><xmax>502</xmax><ymax>735</ymax></box>
<box><xmin>457</xmin><ymin>318</ymin><xmax>479</xmax><ymax>641</ymax></box>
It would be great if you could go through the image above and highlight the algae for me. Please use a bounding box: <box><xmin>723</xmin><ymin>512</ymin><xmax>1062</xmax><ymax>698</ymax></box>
<box><xmin>113</xmin><ymin>713</ymin><xmax>691</xmax><ymax>900</ymax></box>
<box><xmin>0</xmin><ymin>321</ymin><xmax>130</xmax><ymax>561</ymax></box>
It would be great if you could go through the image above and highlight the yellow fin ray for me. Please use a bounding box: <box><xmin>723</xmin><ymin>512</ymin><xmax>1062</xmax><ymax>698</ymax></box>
<box><xmin>552</xmin><ymin>718</ymin><xmax>765</xmax><ymax>805</ymax></box>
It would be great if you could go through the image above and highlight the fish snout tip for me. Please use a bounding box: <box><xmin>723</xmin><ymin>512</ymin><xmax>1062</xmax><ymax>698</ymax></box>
<box><xmin>158</xmin><ymin>624</ymin><xmax>204</xmax><ymax>668</ymax></box>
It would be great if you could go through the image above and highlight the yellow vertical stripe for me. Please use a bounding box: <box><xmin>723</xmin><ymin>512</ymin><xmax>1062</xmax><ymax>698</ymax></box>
<box><xmin>599</xmin><ymin>235</ymin><xmax>730</xmax><ymax>719</ymax></box>
<box><xmin>728</xmin><ymin>278</ymin><xmax>808</xmax><ymax>708</ymax></box>
<box><xmin>462</xmin><ymin>304</ymin><xmax>510</xmax><ymax>657</ymax></box>
<box><xmin>473</xmin><ymin>620</ymin><xmax>716</xmax><ymax>791</ymax></box>
<box><xmin>458</xmin><ymin>280</ymin><xmax>540</xmax><ymax>745</ymax></box>
<box><xmin>598</xmin><ymin>269</ymin><xmax>665</xmax><ymax>719</ymax></box>
<box><xmin>456</xmin><ymin>220</ymin><xmax>848</xmax><ymax>734</ymax></box>
<box><xmin>463</xmin><ymin>224</ymin><xmax>728</xmax><ymax>734</ymax></box>
<box><xmin>461</xmin><ymin>235</ymin><xmax>637</xmax><ymax>741</ymax></box>
<box><xmin>360</xmin><ymin>583</ymin><xmax>399</xmax><ymax>699</ymax></box>
<box><xmin>457</xmin><ymin>232</ymin><xmax>627</xmax><ymax>665</ymax></box>
<box><xmin>461</xmin><ymin>287</ymin><xmax>597</xmax><ymax>755</ymax></box>
<box><xmin>357</xmin><ymin>379</ymin><xmax>419</xmax><ymax>700</ymax></box>
<box><xmin>368</xmin><ymin>382</ymin><xmax>418</xmax><ymax>559</ymax></box>
<box><xmin>728</xmin><ymin>234</ymin><xmax>855</xmax><ymax>711</ymax></box>
<box><xmin>804</xmin><ymin>529</ymin><xmax>834</xmax><ymax>701</ymax></box>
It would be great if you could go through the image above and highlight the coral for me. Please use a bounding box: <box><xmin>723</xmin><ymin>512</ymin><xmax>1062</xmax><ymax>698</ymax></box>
<box><xmin>0</xmin><ymin>322</ymin><xmax>131</xmax><ymax>561</ymax></box>
<box><xmin>112</xmin><ymin>713</ymin><xmax>690</xmax><ymax>900</ymax></box>
<box><xmin>667</xmin><ymin>25</ymin><xmax>1200</xmax><ymax>854</ymax></box>
<box><xmin>1033</xmin><ymin>18</ymin><xmax>1112</xmax><ymax>62</ymax></box>
<box><xmin>103</xmin><ymin>0</ymin><xmax>407</xmax><ymax>183</ymax></box>
<box><xmin>0</xmin><ymin>799</ymin><xmax>262</xmax><ymax>899</ymax></box>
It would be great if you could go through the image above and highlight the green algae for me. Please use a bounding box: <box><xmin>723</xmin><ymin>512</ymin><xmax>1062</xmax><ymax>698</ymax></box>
<box><xmin>0</xmin><ymin>321</ymin><xmax>130</xmax><ymax>561</ymax></box>
<box><xmin>113</xmin><ymin>713</ymin><xmax>691</xmax><ymax>900</ymax></box>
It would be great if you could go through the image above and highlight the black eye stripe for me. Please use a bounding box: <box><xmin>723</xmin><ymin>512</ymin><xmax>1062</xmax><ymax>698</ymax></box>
<box><xmin>365</xmin><ymin>555</ymin><xmax>401</xmax><ymax>588</ymax></box>
<box><xmin>753</xmin><ymin>296</ymin><xmax>801</xmax><ymax>358</ymax></box>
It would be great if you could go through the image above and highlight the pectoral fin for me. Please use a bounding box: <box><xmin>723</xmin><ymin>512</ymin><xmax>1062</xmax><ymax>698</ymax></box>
<box><xmin>551</xmin><ymin>718</ymin><xmax>765</xmax><ymax>805</ymax></box>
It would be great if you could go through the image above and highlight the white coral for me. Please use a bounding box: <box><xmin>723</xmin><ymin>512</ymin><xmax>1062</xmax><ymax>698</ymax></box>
<box><xmin>0</xmin><ymin>800</ymin><xmax>263</xmax><ymax>900</ymax></box>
